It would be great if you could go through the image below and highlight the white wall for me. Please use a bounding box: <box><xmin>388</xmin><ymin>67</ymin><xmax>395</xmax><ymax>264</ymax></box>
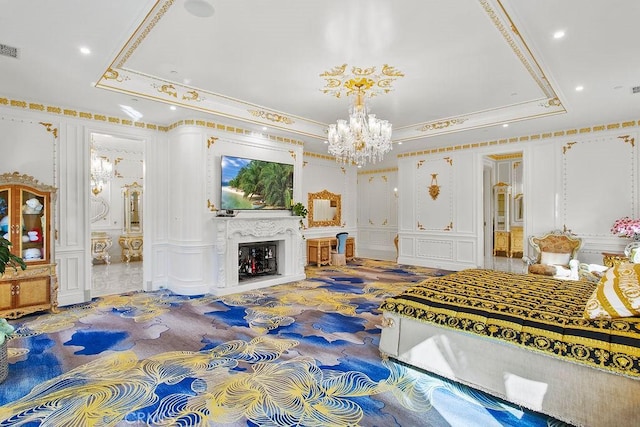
<box><xmin>0</xmin><ymin>105</ymin><xmax>160</xmax><ymax>306</ymax></box>
<box><xmin>393</xmin><ymin>128</ymin><xmax>639</xmax><ymax>270</ymax></box>
<box><xmin>357</xmin><ymin>168</ymin><xmax>398</xmax><ymax>260</ymax></box>
<box><xmin>300</xmin><ymin>155</ymin><xmax>357</xmax><ymax>243</ymax></box>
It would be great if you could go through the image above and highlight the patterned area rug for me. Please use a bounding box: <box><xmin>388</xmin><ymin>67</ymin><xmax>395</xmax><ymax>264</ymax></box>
<box><xmin>0</xmin><ymin>259</ymin><xmax>571</xmax><ymax>426</ymax></box>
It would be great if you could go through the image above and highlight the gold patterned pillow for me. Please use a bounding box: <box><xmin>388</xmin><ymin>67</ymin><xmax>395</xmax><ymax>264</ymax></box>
<box><xmin>584</xmin><ymin>262</ymin><xmax>640</xmax><ymax>319</ymax></box>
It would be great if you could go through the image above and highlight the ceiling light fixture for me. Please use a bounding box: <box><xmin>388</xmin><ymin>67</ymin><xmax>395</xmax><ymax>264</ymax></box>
<box><xmin>321</xmin><ymin>64</ymin><xmax>404</xmax><ymax>167</ymax></box>
<box><xmin>79</xmin><ymin>46</ymin><xmax>91</xmax><ymax>55</ymax></box>
<box><xmin>553</xmin><ymin>30</ymin><xmax>565</xmax><ymax>39</ymax></box>
<box><xmin>326</xmin><ymin>79</ymin><xmax>392</xmax><ymax>167</ymax></box>
<box><xmin>575</xmin><ymin>85</ymin><xmax>584</xmax><ymax>91</ymax></box>
<box><xmin>184</xmin><ymin>0</ymin><xmax>215</xmax><ymax>18</ymax></box>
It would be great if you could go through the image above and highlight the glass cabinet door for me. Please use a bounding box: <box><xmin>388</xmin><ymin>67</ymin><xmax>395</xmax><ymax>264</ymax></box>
<box><xmin>19</xmin><ymin>188</ymin><xmax>48</xmax><ymax>263</ymax></box>
<box><xmin>0</xmin><ymin>188</ymin><xmax>10</xmax><ymax>245</ymax></box>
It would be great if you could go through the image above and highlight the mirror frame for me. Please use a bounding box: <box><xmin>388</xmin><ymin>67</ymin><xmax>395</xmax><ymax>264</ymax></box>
<box><xmin>123</xmin><ymin>182</ymin><xmax>143</xmax><ymax>234</ymax></box>
<box><xmin>307</xmin><ymin>189</ymin><xmax>341</xmax><ymax>227</ymax></box>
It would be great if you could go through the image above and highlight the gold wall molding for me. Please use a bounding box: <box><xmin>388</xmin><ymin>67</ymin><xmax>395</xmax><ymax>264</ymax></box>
<box><xmin>488</xmin><ymin>153</ymin><xmax>522</xmax><ymax>161</ymax></box>
<box><xmin>399</xmin><ymin>119</ymin><xmax>640</xmax><ymax>159</ymax></box>
<box><xmin>207</xmin><ymin>199</ymin><xmax>217</xmax><ymax>212</ymax></box>
<box><xmin>562</xmin><ymin>141</ymin><xmax>577</xmax><ymax>155</ymax></box>
<box><xmin>303</xmin><ymin>152</ymin><xmax>337</xmax><ymax>161</ymax></box>
<box><xmin>357</xmin><ymin>167</ymin><xmax>398</xmax><ymax>175</ymax></box>
<box><xmin>39</xmin><ymin>122</ymin><xmax>58</xmax><ymax>139</ymax></box>
<box><xmin>618</xmin><ymin>135</ymin><xmax>635</xmax><ymax>147</ymax></box>
<box><xmin>207</xmin><ymin>136</ymin><xmax>218</xmax><ymax>148</ymax></box>
<box><xmin>0</xmin><ymin>95</ymin><xmax>306</xmax><ymax>147</ymax></box>
<box><xmin>248</xmin><ymin>110</ymin><xmax>294</xmax><ymax>125</ymax></box>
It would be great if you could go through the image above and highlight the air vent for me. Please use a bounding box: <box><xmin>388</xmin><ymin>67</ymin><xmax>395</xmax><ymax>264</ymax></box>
<box><xmin>633</xmin><ymin>86</ymin><xmax>640</xmax><ymax>94</ymax></box>
<box><xmin>0</xmin><ymin>43</ymin><xmax>18</xmax><ymax>59</ymax></box>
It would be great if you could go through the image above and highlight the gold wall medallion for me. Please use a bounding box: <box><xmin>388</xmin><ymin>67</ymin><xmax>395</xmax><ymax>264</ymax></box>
<box><xmin>428</xmin><ymin>174</ymin><xmax>440</xmax><ymax>200</ymax></box>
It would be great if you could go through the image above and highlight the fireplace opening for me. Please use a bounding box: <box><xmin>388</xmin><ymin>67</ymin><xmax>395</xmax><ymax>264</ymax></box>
<box><xmin>238</xmin><ymin>241</ymin><xmax>279</xmax><ymax>282</ymax></box>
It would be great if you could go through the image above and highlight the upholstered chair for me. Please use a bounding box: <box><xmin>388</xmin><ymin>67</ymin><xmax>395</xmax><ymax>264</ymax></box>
<box><xmin>524</xmin><ymin>230</ymin><xmax>582</xmax><ymax>275</ymax></box>
<box><xmin>332</xmin><ymin>232</ymin><xmax>349</xmax><ymax>266</ymax></box>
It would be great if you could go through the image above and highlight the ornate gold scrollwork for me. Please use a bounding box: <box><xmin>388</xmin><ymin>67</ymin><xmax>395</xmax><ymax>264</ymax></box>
<box><xmin>248</xmin><ymin>110</ymin><xmax>294</xmax><ymax>125</ymax></box>
<box><xmin>380</xmin><ymin>316</ymin><xmax>395</xmax><ymax>328</ymax></box>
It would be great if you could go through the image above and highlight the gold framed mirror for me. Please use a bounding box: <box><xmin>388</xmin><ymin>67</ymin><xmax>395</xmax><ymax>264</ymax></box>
<box><xmin>307</xmin><ymin>190</ymin><xmax>341</xmax><ymax>227</ymax></box>
<box><xmin>123</xmin><ymin>182</ymin><xmax>143</xmax><ymax>234</ymax></box>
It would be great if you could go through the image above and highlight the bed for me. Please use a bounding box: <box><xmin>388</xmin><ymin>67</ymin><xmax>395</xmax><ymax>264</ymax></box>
<box><xmin>379</xmin><ymin>267</ymin><xmax>640</xmax><ymax>427</ymax></box>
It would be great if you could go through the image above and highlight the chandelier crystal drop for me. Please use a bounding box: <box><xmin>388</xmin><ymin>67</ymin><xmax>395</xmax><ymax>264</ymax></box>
<box><xmin>326</xmin><ymin>85</ymin><xmax>392</xmax><ymax>167</ymax></box>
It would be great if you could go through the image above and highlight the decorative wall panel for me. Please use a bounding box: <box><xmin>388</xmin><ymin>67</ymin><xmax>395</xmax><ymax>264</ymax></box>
<box><xmin>415</xmin><ymin>158</ymin><xmax>453</xmax><ymax>231</ymax></box>
<box><xmin>562</xmin><ymin>135</ymin><xmax>635</xmax><ymax>234</ymax></box>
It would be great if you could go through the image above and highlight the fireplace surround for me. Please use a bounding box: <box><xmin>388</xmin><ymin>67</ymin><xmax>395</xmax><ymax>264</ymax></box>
<box><xmin>212</xmin><ymin>216</ymin><xmax>306</xmax><ymax>295</ymax></box>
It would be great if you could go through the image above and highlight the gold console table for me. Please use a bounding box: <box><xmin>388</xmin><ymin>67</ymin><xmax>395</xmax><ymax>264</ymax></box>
<box><xmin>118</xmin><ymin>233</ymin><xmax>143</xmax><ymax>263</ymax></box>
<box><xmin>91</xmin><ymin>231</ymin><xmax>112</xmax><ymax>264</ymax></box>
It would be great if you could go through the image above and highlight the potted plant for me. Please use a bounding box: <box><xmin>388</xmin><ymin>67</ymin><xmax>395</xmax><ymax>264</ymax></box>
<box><xmin>291</xmin><ymin>202</ymin><xmax>308</xmax><ymax>234</ymax></box>
<box><xmin>0</xmin><ymin>236</ymin><xmax>23</xmax><ymax>383</ymax></box>
<box><xmin>0</xmin><ymin>236</ymin><xmax>26</xmax><ymax>276</ymax></box>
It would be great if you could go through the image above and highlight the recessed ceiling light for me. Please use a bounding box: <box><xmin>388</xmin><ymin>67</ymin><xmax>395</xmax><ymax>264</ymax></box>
<box><xmin>553</xmin><ymin>30</ymin><xmax>565</xmax><ymax>39</ymax></box>
<box><xmin>184</xmin><ymin>0</ymin><xmax>215</xmax><ymax>18</ymax></box>
<box><xmin>575</xmin><ymin>85</ymin><xmax>584</xmax><ymax>91</ymax></box>
<box><xmin>398</xmin><ymin>142</ymin><xmax>402</xmax><ymax>145</ymax></box>
<box><xmin>79</xmin><ymin>46</ymin><xmax>91</xmax><ymax>55</ymax></box>
<box><xmin>262</xmin><ymin>127</ymin><xmax>267</xmax><ymax>131</ymax></box>
<box><xmin>502</xmin><ymin>124</ymin><xmax>509</xmax><ymax>128</ymax></box>
<box><xmin>324</xmin><ymin>140</ymin><xmax>328</xmax><ymax>144</ymax></box>
<box><xmin>170</xmin><ymin>106</ymin><xmax>177</xmax><ymax>111</ymax></box>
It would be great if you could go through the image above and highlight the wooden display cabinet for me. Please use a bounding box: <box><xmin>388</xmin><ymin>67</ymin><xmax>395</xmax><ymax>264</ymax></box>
<box><xmin>0</xmin><ymin>172</ymin><xmax>57</xmax><ymax>319</ymax></box>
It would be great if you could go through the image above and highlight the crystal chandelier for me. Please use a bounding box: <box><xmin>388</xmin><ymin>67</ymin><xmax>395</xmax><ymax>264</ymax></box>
<box><xmin>326</xmin><ymin>80</ymin><xmax>392</xmax><ymax>167</ymax></box>
<box><xmin>90</xmin><ymin>148</ymin><xmax>114</xmax><ymax>196</ymax></box>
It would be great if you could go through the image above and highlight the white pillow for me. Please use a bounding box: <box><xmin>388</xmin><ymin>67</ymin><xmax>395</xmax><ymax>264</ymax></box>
<box><xmin>540</xmin><ymin>251</ymin><xmax>571</xmax><ymax>266</ymax></box>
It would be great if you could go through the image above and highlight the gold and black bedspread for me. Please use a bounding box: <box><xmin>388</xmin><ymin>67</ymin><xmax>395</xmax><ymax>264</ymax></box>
<box><xmin>379</xmin><ymin>269</ymin><xmax>640</xmax><ymax>378</ymax></box>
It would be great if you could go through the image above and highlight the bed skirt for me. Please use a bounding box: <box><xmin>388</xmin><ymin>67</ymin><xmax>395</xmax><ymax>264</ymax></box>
<box><xmin>379</xmin><ymin>311</ymin><xmax>640</xmax><ymax>427</ymax></box>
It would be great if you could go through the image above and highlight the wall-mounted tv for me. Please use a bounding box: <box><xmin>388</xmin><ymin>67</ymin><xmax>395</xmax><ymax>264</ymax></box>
<box><xmin>221</xmin><ymin>155</ymin><xmax>294</xmax><ymax>210</ymax></box>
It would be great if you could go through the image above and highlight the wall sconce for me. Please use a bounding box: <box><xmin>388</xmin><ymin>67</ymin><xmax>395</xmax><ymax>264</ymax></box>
<box><xmin>428</xmin><ymin>174</ymin><xmax>440</xmax><ymax>200</ymax></box>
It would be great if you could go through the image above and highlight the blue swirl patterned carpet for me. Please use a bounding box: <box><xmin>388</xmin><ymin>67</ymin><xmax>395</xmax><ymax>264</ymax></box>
<box><xmin>0</xmin><ymin>259</ymin><xmax>571</xmax><ymax>426</ymax></box>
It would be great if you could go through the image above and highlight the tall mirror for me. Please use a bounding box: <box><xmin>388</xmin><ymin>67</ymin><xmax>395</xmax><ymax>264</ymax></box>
<box><xmin>307</xmin><ymin>190</ymin><xmax>341</xmax><ymax>227</ymax></box>
<box><xmin>493</xmin><ymin>182</ymin><xmax>511</xmax><ymax>232</ymax></box>
<box><xmin>123</xmin><ymin>182</ymin><xmax>143</xmax><ymax>233</ymax></box>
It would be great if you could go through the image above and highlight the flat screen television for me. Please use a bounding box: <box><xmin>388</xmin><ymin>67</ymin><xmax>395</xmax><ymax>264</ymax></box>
<box><xmin>221</xmin><ymin>155</ymin><xmax>294</xmax><ymax>210</ymax></box>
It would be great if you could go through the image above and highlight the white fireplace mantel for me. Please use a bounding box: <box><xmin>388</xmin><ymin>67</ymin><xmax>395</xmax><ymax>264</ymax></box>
<box><xmin>212</xmin><ymin>216</ymin><xmax>306</xmax><ymax>295</ymax></box>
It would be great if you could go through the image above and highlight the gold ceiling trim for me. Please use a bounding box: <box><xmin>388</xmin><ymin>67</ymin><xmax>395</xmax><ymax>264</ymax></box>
<box><xmin>0</xmin><ymin>95</ymin><xmax>305</xmax><ymax>146</ymax></box>
<box><xmin>248</xmin><ymin>110</ymin><xmax>294</xmax><ymax>125</ymax></box>
<box><xmin>398</xmin><ymin>119</ymin><xmax>639</xmax><ymax>159</ymax></box>
<box><xmin>482</xmin><ymin>0</ymin><xmax>561</xmax><ymax>103</ymax></box>
<box><xmin>418</xmin><ymin>118</ymin><xmax>469</xmax><ymax>132</ymax></box>
<box><xmin>320</xmin><ymin>64</ymin><xmax>405</xmax><ymax>99</ymax></box>
<box><xmin>113</xmin><ymin>0</ymin><xmax>175</xmax><ymax>69</ymax></box>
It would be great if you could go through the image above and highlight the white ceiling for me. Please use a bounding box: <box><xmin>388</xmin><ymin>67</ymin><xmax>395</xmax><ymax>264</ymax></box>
<box><xmin>1</xmin><ymin>0</ymin><xmax>638</xmax><ymax>168</ymax></box>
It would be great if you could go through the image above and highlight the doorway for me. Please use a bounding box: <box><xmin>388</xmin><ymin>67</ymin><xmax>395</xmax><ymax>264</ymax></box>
<box><xmin>89</xmin><ymin>132</ymin><xmax>145</xmax><ymax>297</ymax></box>
<box><xmin>483</xmin><ymin>151</ymin><xmax>524</xmax><ymax>271</ymax></box>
